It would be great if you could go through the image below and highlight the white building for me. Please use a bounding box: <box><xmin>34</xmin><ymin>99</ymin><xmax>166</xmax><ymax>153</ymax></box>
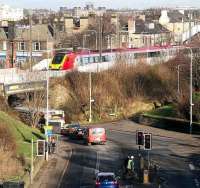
<box><xmin>0</xmin><ymin>4</ymin><xmax>23</xmax><ymax>21</ymax></box>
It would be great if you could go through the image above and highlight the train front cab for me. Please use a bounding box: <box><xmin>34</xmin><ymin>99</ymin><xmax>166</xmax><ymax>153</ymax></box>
<box><xmin>50</xmin><ymin>52</ymin><xmax>76</xmax><ymax>70</ymax></box>
<box><xmin>49</xmin><ymin>53</ymin><xmax>66</xmax><ymax>70</ymax></box>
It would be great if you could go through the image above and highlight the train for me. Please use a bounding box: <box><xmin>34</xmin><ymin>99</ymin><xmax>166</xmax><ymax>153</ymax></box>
<box><xmin>49</xmin><ymin>46</ymin><xmax>178</xmax><ymax>72</ymax></box>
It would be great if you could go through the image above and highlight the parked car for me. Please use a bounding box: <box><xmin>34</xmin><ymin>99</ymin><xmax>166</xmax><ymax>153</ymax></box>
<box><xmin>95</xmin><ymin>172</ymin><xmax>119</xmax><ymax>188</ymax></box>
<box><xmin>74</xmin><ymin>128</ymin><xmax>85</xmax><ymax>139</ymax></box>
<box><xmin>61</xmin><ymin>123</ymin><xmax>80</xmax><ymax>136</ymax></box>
<box><xmin>83</xmin><ymin>127</ymin><xmax>106</xmax><ymax>145</ymax></box>
<box><xmin>60</xmin><ymin>124</ymin><xmax>70</xmax><ymax>135</ymax></box>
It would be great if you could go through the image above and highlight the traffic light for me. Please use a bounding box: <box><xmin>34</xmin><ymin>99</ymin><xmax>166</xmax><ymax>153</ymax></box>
<box><xmin>136</xmin><ymin>131</ymin><xmax>144</xmax><ymax>145</ymax></box>
<box><xmin>144</xmin><ymin>133</ymin><xmax>152</xmax><ymax>150</ymax></box>
<box><xmin>37</xmin><ymin>140</ymin><xmax>45</xmax><ymax>156</ymax></box>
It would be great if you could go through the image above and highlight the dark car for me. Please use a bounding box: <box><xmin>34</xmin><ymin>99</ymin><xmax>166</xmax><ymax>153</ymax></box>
<box><xmin>95</xmin><ymin>172</ymin><xmax>119</xmax><ymax>188</ymax></box>
<box><xmin>74</xmin><ymin>128</ymin><xmax>85</xmax><ymax>139</ymax></box>
<box><xmin>68</xmin><ymin>123</ymin><xmax>80</xmax><ymax>138</ymax></box>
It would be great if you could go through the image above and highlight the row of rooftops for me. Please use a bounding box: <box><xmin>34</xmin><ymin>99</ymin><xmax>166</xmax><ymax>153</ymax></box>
<box><xmin>0</xmin><ymin>24</ymin><xmax>54</xmax><ymax>41</ymax></box>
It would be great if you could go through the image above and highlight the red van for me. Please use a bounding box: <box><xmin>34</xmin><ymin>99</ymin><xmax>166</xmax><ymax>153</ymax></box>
<box><xmin>84</xmin><ymin>127</ymin><xmax>106</xmax><ymax>145</ymax></box>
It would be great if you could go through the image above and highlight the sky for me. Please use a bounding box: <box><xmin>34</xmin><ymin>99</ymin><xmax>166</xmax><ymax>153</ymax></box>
<box><xmin>0</xmin><ymin>0</ymin><xmax>200</xmax><ymax>10</ymax></box>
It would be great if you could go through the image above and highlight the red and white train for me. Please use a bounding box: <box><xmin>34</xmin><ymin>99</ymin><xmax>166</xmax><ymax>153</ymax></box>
<box><xmin>49</xmin><ymin>45</ymin><xmax>178</xmax><ymax>72</ymax></box>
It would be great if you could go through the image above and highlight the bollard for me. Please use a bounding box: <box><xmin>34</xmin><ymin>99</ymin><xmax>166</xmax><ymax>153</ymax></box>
<box><xmin>143</xmin><ymin>170</ymin><xmax>149</xmax><ymax>184</ymax></box>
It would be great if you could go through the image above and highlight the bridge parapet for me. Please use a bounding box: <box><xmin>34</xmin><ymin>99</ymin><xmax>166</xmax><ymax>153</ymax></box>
<box><xmin>0</xmin><ymin>68</ymin><xmax>69</xmax><ymax>85</ymax></box>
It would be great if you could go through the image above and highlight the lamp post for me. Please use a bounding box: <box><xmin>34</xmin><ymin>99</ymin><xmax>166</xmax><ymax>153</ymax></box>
<box><xmin>89</xmin><ymin>70</ymin><xmax>92</xmax><ymax>122</ymax></box>
<box><xmin>88</xmin><ymin>50</ymin><xmax>92</xmax><ymax>122</ymax></box>
<box><xmin>187</xmin><ymin>47</ymin><xmax>193</xmax><ymax>135</ymax></box>
<box><xmin>86</xmin><ymin>30</ymin><xmax>97</xmax><ymax>50</ymax></box>
<box><xmin>177</xmin><ymin>64</ymin><xmax>181</xmax><ymax>94</ymax></box>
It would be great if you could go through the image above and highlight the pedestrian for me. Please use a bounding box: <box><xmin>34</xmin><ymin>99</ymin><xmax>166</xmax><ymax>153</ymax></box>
<box><xmin>127</xmin><ymin>156</ymin><xmax>134</xmax><ymax>175</ymax></box>
<box><xmin>124</xmin><ymin>156</ymin><xmax>129</xmax><ymax>175</ymax></box>
<box><xmin>51</xmin><ymin>137</ymin><xmax>56</xmax><ymax>154</ymax></box>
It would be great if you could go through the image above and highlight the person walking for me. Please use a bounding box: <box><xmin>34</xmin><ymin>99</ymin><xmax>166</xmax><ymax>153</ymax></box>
<box><xmin>51</xmin><ymin>137</ymin><xmax>56</xmax><ymax>154</ymax></box>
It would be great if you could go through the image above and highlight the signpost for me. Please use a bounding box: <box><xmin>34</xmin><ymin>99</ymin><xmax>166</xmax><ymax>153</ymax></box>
<box><xmin>36</xmin><ymin>140</ymin><xmax>45</xmax><ymax>156</ymax></box>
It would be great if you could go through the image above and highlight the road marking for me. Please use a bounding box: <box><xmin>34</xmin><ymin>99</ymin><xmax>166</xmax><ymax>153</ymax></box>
<box><xmin>189</xmin><ymin>163</ymin><xmax>195</xmax><ymax>171</ymax></box>
<box><xmin>96</xmin><ymin>151</ymin><xmax>100</xmax><ymax>171</ymax></box>
<box><xmin>57</xmin><ymin>146</ymin><xmax>72</xmax><ymax>188</ymax></box>
<box><xmin>194</xmin><ymin>179</ymin><xmax>199</xmax><ymax>187</ymax></box>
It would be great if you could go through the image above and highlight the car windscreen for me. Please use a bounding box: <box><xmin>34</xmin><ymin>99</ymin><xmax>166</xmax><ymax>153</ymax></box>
<box><xmin>90</xmin><ymin>128</ymin><xmax>105</xmax><ymax>135</ymax></box>
<box><xmin>49</xmin><ymin>121</ymin><xmax>61</xmax><ymax>127</ymax></box>
<box><xmin>52</xmin><ymin>53</ymin><xmax>65</xmax><ymax>64</ymax></box>
<box><xmin>98</xmin><ymin>175</ymin><xmax>115</xmax><ymax>182</ymax></box>
<box><xmin>69</xmin><ymin>124</ymin><xmax>80</xmax><ymax>128</ymax></box>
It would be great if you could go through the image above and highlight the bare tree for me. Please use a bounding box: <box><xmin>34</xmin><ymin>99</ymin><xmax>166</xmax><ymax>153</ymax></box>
<box><xmin>22</xmin><ymin>90</ymin><xmax>46</xmax><ymax>127</ymax></box>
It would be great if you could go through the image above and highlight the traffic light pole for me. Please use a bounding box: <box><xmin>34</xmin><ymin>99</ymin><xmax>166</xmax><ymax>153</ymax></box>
<box><xmin>30</xmin><ymin>138</ymin><xmax>34</xmax><ymax>184</ymax></box>
<box><xmin>147</xmin><ymin>150</ymin><xmax>150</xmax><ymax>170</ymax></box>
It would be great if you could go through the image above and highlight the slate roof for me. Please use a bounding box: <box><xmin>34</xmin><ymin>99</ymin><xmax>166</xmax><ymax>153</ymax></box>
<box><xmin>134</xmin><ymin>19</ymin><xmax>170</xmax><ymax>34</ymax></box>
<box><xmin>167</xmin><ymin>10</ymin><xmax>189</xmax><ymax>23</ymax></box>
<box><xmin>15</xmin><ymin>24</ymin><xmax>54</xmax><ymax>41</ymax></box>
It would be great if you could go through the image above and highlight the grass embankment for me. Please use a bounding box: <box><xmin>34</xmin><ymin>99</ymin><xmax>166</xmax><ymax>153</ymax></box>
<box><xmin>0</xmin><ymin>111</ymin><xmax>45</xmax><ymax>158</ymax></box>
<box><xmin>0</xmin><ymin>111</ymin><xmax>45</xmax><ymax>180</ymax></box>
<box><xmin>144</xmin><ymin>105</ymin><xmax>177</xmax><ymax>119</ymax></box>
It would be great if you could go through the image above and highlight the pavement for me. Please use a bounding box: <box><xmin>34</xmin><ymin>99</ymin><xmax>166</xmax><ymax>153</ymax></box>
<box><xmin>29</xmin><ymin>139</ymin><xmax>72</xmax><ymax>188</ymax></box>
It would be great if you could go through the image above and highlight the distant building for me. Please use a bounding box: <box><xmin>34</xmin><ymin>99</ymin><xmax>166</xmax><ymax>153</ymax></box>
<box><xmin>0</xmin><ymin>4</ymin><xmax>23</xmax><ymax>21</ymax></box>
<box><xmin>159</xmin><ymin>10</ymin><xmax>195</xmax><ymax>44</ymax></box>
<box><xmin>127</xmin><ymin>16</ymin><xmax>171</xmax><ymax>48</ymax></box>
<box><xmin>0</xmin><ymin>24</ymin><xmax>55</xmax><ymax>68</ymax></box>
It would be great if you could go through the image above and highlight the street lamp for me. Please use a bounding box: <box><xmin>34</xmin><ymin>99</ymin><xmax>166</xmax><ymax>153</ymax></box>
<box><xmin>89</xmin><ymin>70</ymin><xmax>92</xmax><ymax>122</ymax></box>
<box><xmin>88</xmin><ymin>50</ymin><xmax>93</xmax><ymax>122</ymax></box>
<box><xmin>86</xmin><ymin>30</ymin><xmax>97</xmax><ymax>50</ymax></box>
<box><xmin>187</xmin><ymin>47</ymin><xmax>193</xmax><ymax>135</ymax></box>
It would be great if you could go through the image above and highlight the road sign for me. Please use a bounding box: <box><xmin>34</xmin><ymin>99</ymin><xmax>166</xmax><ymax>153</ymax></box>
<box><xmin>144</xmin><ymin>133</ymin><xmax>152</xmax><ymax>150</ymax></box>
<box><xmin>136</xmin><ymin>130</ymin><xmax>144</xmax><ymax>146</ymax></box>
<box><xmin>37</xmin><ymin>140</ymin><xmax>45</xmax><ymax>156</ymax></box>
<box><xmin>44</xmin><ymin>125</ymin><xmax>53</xmax><ymax>136</ymax></box>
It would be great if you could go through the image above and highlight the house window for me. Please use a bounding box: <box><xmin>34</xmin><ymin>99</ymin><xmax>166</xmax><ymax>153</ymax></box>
<box><xmin>3</xmin><ymin>41</ymin><xmax>7</xmax><ymax>50</ymax></box>
<box><xmin>18</xmin><ymin>42</ymin><xmax>25</xmax><ymax>51</ymax></box>
<box><xmin>33</xmin><ymin>42</ymin><xmax>41</xmax><ymax>51</ymax></box>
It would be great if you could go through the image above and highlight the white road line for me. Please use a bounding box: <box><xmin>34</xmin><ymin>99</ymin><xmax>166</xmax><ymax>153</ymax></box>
<box><xmin>194</xmin><ymin>179</ymin><xmax>199</xmax><ymax>187</ymax></box>
<box><xmin>57</xmin><ymin>147</ymin><xmax>72</xmax><ymax>188</ymax></box>
<box><xmin>95</xmin><ymin>151</ymin><xmax>100</xmax><ymax>173</ymax></box>
<box><xmin>189</xmin><ymin>163</ymin><xmax>195</xmax><ymax>171</ymax></box>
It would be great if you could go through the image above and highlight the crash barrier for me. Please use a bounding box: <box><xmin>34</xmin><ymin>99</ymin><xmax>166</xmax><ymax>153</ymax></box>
<box><xmin>136</xmin><ymin>114</ymin><xmax>200</xmax><ymax>134</ymax></box>
<box><xmin>0</xmin><ymin>181</ymin><xmax>24</xmax><ymax>188</ymax></box>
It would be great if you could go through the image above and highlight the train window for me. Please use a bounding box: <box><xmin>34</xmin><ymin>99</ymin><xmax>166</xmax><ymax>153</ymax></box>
<box><xmin>102</xmin><ymin>56</ymin><xmax>106</xmax><ymax>62</ymax></box>
<box><xmin>52</xmin><ymin>53</ymin><xmax>65</xmax><ymax>64</ymax></box>
<box><xmin>148</xmin><ymin>52</ymin><xmax>160</xmax><ymax>57</ymax></box>
<box><xmin>82</xmin><ymin>57</ymin><xmax>89</xmax><ymax>64</ymax></box>
<box><xmin>135</xmin><ymin>53</ymin><xmax>146</xmax><ymax>59</ymax></box>
<box><xmin>89</xmin><ymin>56</ymin><xmax>94</xmax><ymax>63</ymax></box>
<box><xmin>104</xmin><ymin>55</ymin><xmax>111</xmax><ymax>62</ymax></box>
<box><xmin>94</xmin><ymin>56</ymin><xmax>99</xmax><ymax>63</ymax></box>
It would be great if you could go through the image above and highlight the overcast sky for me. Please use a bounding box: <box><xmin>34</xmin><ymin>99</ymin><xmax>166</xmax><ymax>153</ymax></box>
<box><xmin>1</xmin><ymin>0</ymin><xmax>200</xmax><ymax>10</ymax></box>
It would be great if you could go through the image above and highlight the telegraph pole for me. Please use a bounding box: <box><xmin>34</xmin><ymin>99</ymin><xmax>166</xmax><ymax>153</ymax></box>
<box><xmin>116</xmin><ymin>13</ymin><xmax>120</xmax><ymax>48</ymax></box>
<box><xmin>29</xmin><ymin>13</ymin><xmax>33</xmax><ymax>71</ymax></box>
<box><xmin>99</xmin><ymin>15</ymin><xmax>102</xmax><ymax>64</ymax></box>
